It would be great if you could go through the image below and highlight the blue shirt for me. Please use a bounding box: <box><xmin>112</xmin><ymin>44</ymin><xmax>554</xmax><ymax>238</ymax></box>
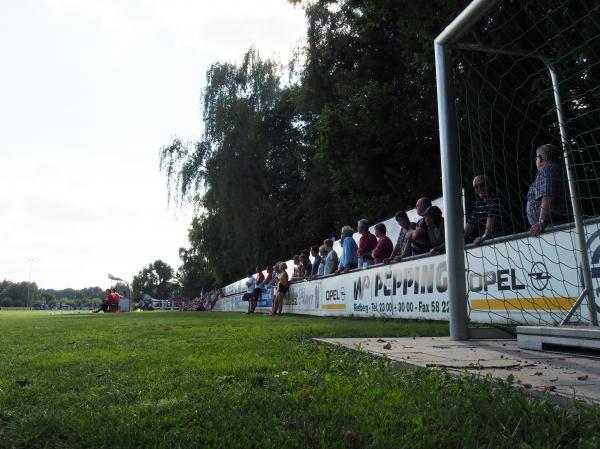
<box><xmin>311</xmin><ymin>255</ymin><xmax>322</xmax><ymax>276</ymax></box>
<box><xmin>339</xmin><ymin>236</ymin><xmax>358</xmax><ymax>269</ymax></box>
<box><xmin>526</xmin><ymin>163</ymin><xmax>568</xmax><ymax>225</ymax></box>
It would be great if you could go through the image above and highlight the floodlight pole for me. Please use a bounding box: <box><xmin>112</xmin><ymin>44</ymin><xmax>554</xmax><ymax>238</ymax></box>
<box><xmin>434</xmin><ymin>0</ymin><xmax>500</xmax><ymax>340</ymax></box>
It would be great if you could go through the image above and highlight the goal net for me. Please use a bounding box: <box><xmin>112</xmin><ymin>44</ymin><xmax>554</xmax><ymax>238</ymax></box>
<box><xmin>448</xmin><ymin>0</ymin><xmax>600</xmax><ymax>326</ymax></box>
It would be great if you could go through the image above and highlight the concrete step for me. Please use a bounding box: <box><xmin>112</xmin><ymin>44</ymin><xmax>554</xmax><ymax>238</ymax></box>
<box><xmin>517</xmin><ymin>326</ymin><xmax>600</xmax><ymax>352</ymax></box>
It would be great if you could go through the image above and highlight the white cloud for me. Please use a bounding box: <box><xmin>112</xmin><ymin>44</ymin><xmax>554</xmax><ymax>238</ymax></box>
<box><xmin>0</xmin><ymin>1</ymin><xmax>306</xmax><ymax>290</ymax></box>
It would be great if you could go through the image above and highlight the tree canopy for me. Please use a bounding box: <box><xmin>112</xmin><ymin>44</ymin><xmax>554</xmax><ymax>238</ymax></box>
<box><xmin>162</xmin><ymin>0</ymin><xmax>468</xmax><ymax>287</ymax></box>
<box><xmin>132</xmin><ymin>260</ymin><xmax>176</xmax><ymax>300</ymax></box>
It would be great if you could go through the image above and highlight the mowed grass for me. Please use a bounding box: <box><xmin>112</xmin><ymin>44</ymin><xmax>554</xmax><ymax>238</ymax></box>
<box><xmin>0</xmin><ymin>311</ymin><xmax>598</xmax><ymax>449</ymax></box>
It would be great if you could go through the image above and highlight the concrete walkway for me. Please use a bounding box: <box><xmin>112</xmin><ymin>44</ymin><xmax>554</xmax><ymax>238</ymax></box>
<box><xmin>313</xmin><ymin>337</ymin><xmax>600</xmax><ymax>405</ymax></box>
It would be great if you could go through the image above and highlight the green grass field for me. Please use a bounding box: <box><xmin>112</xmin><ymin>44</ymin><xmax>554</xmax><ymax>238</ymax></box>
<box><xmin>0</xmin><ymin>311</ymin><xmax>598</xmax><ymax>449</ymax></box>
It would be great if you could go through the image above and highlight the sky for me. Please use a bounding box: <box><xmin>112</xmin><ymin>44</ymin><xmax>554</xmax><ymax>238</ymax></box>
<box><xmin>0</xmin><ymin>0</ymin><xmax>306</xmax><ymax>289</ymax></box>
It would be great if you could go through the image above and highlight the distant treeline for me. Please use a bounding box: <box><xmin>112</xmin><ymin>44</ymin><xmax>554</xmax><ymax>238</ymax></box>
<box><xmin>0</xmin><ymin>280</ymin><xmax>108</xmax><ymax>308</ymax></box>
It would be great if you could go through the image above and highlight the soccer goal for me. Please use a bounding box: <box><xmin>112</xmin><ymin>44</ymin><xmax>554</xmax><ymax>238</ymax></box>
<box><xmin>435</xmin><ymin>0</ymin><xmax>600</xmax><ymax>344</ymax></box>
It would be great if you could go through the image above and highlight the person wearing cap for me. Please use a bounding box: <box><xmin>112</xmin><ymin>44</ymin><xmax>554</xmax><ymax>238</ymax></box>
<box><xmin>464</xmin><ymin>175</ymin><xmax>503</xmax><ymax>246</ymax></box>
<box><xmin>423</xmin><ymin>205</ymin><xmax>445</xmax><ymax>256</ymax></box>
<box><xmin>527</xmin><ymin>144</ymin><xmax>568</xmax><ymax>237</ymax></box>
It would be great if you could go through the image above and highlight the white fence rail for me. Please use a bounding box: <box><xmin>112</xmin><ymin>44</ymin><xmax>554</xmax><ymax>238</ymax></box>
<box><xmin>216</xmin><ymin>221</ymin><xmax>600</xmax><ymax>325</ymax></box>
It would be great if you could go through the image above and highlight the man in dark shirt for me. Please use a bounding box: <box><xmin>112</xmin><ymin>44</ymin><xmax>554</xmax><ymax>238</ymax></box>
<box><xmin>310</xmin><ymin>245</ymin><xmax>321</xmax><ymax>276</ymax></box>
<box><xmin>401</xmin><ymin>197</ymin><xmax>432</xmax><ymax>258</ymax></box>
<box><xmin>423</xmin><ymin>206</ymin><xmax>445</xmax><ymax>255</ymax></box>
<box><xmin>386</xmin><ymin>211</ymin><xmax>416</xmax><ymax>263</ymax></box>
<box><xmin>465</xmin><ymin>175</ymin><xmax>504</xmax><ymax>246</ymax></box>
<box><xmin>372</xmin><ymin>223</ymin><xmax>394</xmax><ymax>264</ymax></box>
<box><xmin>527</xmin><ymin>144</ymin><xmax>568</xmax><ymax>236</ymax></box>
<box><xmin>310</xmin><ymin>245</ymin><xmax>321</xmax><ymax>278</ymax></box>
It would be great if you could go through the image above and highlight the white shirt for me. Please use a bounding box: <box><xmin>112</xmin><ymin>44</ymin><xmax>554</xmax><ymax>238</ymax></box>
<box><xmin>245</xmin><ymin>276</ymin><xmax>256</xmax><ymax>294</ymax></box>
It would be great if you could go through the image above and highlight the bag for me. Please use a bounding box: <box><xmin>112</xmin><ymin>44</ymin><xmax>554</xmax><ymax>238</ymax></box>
<box><xmin>242</xmin><ymin>293</ymin><xmax>250</xmax><ymax>302</ymax></box>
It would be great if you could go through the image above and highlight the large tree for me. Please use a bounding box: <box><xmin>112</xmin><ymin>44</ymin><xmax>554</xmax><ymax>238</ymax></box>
<box><xmin>132</xmin><ymin>260</ymin><xmax>175</xmax><ymax>300</ymax></box>
<box><xmin>161</xmin><ymin>49</ymin><xmax>306</xmax><ymax>285</ymax></box>
<box><xmin>176</xmin><ymin>243</ymin><xmax>215</xmax><ymax>299</ymax></box>
<box><xmin>162</xmin><ymin>1</ymin><xmax>470</xmax><ymax>285</ymax></box>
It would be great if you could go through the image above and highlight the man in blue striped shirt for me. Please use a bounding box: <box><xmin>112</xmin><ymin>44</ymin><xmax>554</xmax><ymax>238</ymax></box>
<box><xmin>527</xmin><ymin>144</ymin><xmax>568</xmax><ymax>237</ymax></box>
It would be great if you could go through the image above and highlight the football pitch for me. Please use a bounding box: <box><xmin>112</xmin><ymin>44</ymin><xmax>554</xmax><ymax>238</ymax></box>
<box><xmin>0</xmin><ymin>311</ymin><xmax>598</xmax><ymax>449</ymax></box>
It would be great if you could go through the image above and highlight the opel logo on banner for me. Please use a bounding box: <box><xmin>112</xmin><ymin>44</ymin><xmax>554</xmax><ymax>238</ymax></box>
<box><xmin>528</xmin><ymin>262</ymin><xmax>551</xmax><ymax>291</ymax></box>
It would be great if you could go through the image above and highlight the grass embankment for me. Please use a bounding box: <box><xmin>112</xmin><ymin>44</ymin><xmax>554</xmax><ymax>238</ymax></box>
<box><xmin>0</xmin><ymin>311</ymin><xmax>598</xmax><ymax>449</ymax></box>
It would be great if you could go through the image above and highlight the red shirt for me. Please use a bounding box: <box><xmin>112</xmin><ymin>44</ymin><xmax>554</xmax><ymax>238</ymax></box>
<box><xmin>299</xmin><ymin>262</ymin><xmax>307</xmax><ymax>277</ymax></box>
<box><xmin>359</xmin><ymin>232</ymin><xmax>378</xmax><ymax>259</ymax></box>
<box><xmin>373</xmin><ymin>236</ymin><xmax>394</xmax><ymax>264</ymax></box>
<box><xmin>108</xmin><ymin>292</ymin><xmax>120</xmax><ymax>304</ymax></box>
<box><xmin>256</xmin><ymin>272</ymin><xmax>265</xmax><ymax>286</ymax></box>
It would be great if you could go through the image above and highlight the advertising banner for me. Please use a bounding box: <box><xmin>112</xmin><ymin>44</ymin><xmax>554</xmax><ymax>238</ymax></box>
<box><xmin>215</xmin><ymin>221</ymin><xmax>600</xmax><ymax>324</ymax></box>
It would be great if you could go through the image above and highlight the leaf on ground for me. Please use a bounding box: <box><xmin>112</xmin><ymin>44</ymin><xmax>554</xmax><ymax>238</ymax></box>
<box><xmin>344</xmin><ymin>430</ymin><xmax>363</xmax><ymax>448</ymax></box>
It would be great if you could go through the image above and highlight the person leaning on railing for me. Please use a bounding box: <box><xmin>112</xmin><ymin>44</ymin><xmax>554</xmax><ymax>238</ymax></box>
<box><xmin>292</xmin><ymin>255</ymin><xmax>301</xmax><ymax>279</ymax></box>
<box><xmin>400</xmin><ymin>197</ymin><xmax>432</xmax><ymax>259</ymax></box>
<box><xmin>464</xmin><ymin>175</ymin><xmax>503</xmax><ymax>246</ymax></box>
<box><xmin>309</xmin><ymin>245</ymin><xmax>322</xmax><ymax>278</ymax></box>
<box><xmin>337</xmin><ymin>226</ymin><xmax>358</xmax><ymax>273</ymax></box>
<box><xmin>270</xmin><ymin>262</ymin><xmax>289</xmax><ymax>316</ymax></box>
<box><xmin>264</xmin><ymin>265</ymin><xmax>274</xmax><ymax>288</ymax></box>
<box><xmin>423</xmin><ymin>206</ymin><xmax>445</xmax><ymax>256</ymax></box>
<box><xmin>357</xmin><ymin>219</ymin><xmax>377</xmax><ymax>269</ymax></box>
<box><xmin>299</xmin><ymin>252</ymin><xmax>312</xmax><ymax>278</ymax></box>
<box><xmin>371</xmin><ymin>223</ymin><xmax>394</xmax><ymax>264</ymax></box>
<box><xmin>270</xmin><ymin>263</ymin><xmax>281</xmax><ymax>300</ymax></box>
<box><xmin>527</xmin><ymin>144</ymin><xmax>569</xmax><ymax>237</ymax></box>
<box><xmin>316</xmin><ymin>246</ymin><xmax>327</xmax><ymax>277</ymax></box>
<box><xmin>323</xmin><ymin>239</ymin><xmax>339</xmax><ymax>275</ymax></box>
<box><xmin>385</xmin><ymin>211</ymin><xmax>416</xmax><ymax>263</ymax></box>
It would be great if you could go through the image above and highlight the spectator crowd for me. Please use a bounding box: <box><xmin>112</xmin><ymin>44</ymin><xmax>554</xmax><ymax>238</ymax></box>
<box><xmin>236</xmin><ymin>144</ymin><xmax>568</xmax><ymax>314</ymax></box>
